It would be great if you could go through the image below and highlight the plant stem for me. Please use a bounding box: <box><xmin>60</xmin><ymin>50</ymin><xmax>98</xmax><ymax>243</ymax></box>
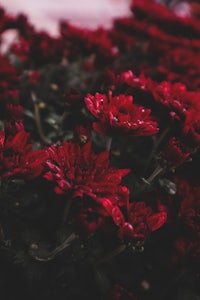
<box><xmin>144</xmin><ymin>126</ymin><xmax>170</xmax><ymax>176</ymax></box>
<box><xmin>30</xmin><ymin>232</ymin><xmax>78</xmax><ymax>262</ymax></box>
<box><xmin>146</xmin><ymin>164</ymin><xmax>164</xmax><ymax>183</ymax></box>
<box><xmin>32</xmin><ymin>92</ymin><xmax>51</xmax><ymax>145</ymax></box>
<box><xmin>137</xmin><ymin>164</ymin><xmax>165</xmax><ymax>195</ymax></box>
<box><xmin>106</xmin><ymin>136</ymin><xmax>112</xmax><ymax>152</ymax></box>
<box><xmin>62</xmin><ymin>197</ymin><xmax>73</xmax><ymax>224</ymax></box>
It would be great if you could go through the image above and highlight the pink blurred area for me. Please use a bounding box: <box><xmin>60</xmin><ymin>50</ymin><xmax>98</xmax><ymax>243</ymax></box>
<box><xmin>0</xmin><ymin>0</ymin><xmax>131</xmax><ymax>35</ymax></box>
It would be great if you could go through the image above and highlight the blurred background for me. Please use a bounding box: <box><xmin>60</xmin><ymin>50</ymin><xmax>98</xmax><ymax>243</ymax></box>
<box><xmin>0</xmin><ymin>0</ymin><xmax>131</xmax><ymax>35</ymax></box>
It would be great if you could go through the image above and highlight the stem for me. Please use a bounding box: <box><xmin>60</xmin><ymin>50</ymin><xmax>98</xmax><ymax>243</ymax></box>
<box><xmin>32</xmin><ymin>92</ymin><xmax>51</xmax><ymax>145</ymax></box>
<box><xmin>137</xmin><ymin>164</ymin><xmax>165</xmax><ymax>195</ymax></box>
<box><xmin>144</xmin><ymin>126</ymin><xmax>170</xmax><ymax>176</ymax></box>
<box><xmin>146</xmin><ymin>164</ymin><xmax>164</xmax><ymax>183</ymax></box>
<box><xmin>62</xmin><ymin>197</ymin><xmax>73</xmax><ymax>224</ymax></box>
<box><xmin>106</xmin><ymin>136</ymin><xmax>112</xmax><ymax>152</ymax></box>
<box><xmin>30</xmin><ymin>232</ymin><xmax>78</xmax><ymax>262</ymax></box>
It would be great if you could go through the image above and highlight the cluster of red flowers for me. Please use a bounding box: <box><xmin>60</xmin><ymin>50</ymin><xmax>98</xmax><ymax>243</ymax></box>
<box><xmin>0</xmin><ymin>0</ymin><xmax>199</xmax><ymax>256</ymax></box>
<box><xmin>0</xmin><ymin>1</ymin><xmax>200</xmax><ymax>299</ymax></box>
<box><xmin>111</xmin><ymin>0</ymin><xmax>200</xmax><ymax>89</ymax></box>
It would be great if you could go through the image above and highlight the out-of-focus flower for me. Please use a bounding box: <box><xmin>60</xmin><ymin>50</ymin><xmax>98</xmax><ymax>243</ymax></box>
<box><xmin>73</xmin><ymin>125</ymin><xmax>91</xmax><ymax>144</ymax></box>
<box><xmin>85</xmin><ymin>91</ymin><xmax>159</xmax><ymax>136</ymax></box>
<box><xmin>64</xmin><ymin>88</ymin><xmax>83</xmax><ymax>109</ymax></box>
<box><xmin>0</xmin><ymin>55</ymin><xmax>19</xmax><ymax>103</ymax></box>
<box><xmin>183</xmin><ymin>109</ymin><xmax>200</xmax><ymax>147</ymax></box>
<box><xmin>10</xmin><ymin>37</ymin><xmax>30</xmax><ymax>62</ymax></box>
<box><xmin>175</xmin><ymin>236</ymin><xmax>200</xmax><ymax>262</ymax></box>
<box><xmin>132</xmin><ymin>0</ymin><xmax>200</xmax><ymax>39</ymax></box>
<box><xmin>5</xmin><ymin>104</ymin><xmax>24</xmax><ymax>135</ymax></box>
<box><xmin>148</xmin><ymin>81</ymin><xmax>200</xmax><ymax>121</ymax></box>
<box><xmin>6</xmin><ymin>103</ymin><xmax>23</xmax><ymax>121</ymax></box>
<box><xmin>60</xmin><ymin>23</ymin><xmax>118</xmax><ymax>67</ymax></box>
<box><xmin>177</xmin><ymin>179</ymin><xmax>200</xmax><ymax>237</ymax></box>
<box><xmin>28</xmin><ymin>70</ymin><xmax>40</xmax><ymax>86</ymax></box>
<box><xmin>157</xmin><ymin>47</ymin><xmax>200</xmax><ymax>90</ymax></box>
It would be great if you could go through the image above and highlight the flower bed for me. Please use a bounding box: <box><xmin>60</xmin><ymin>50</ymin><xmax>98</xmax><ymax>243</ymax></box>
<box><xmin>0</xmin><ymin>1</ymin><xmax>200</xmax><ymax>299</ymax></box>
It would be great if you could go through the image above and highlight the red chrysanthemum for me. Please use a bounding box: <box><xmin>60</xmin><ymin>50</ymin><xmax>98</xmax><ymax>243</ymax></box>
<box><xmin>0</xmin><ymin>130</ymin><xmax>47</xmax><ymax>180</ymax></box>
<box><xmin>149</xmin><ymin>81</ymin><xmax>200</xmax><ymax>121</ymax></box>
<box><xmin>75</xmin><ymin>197</ymin><xmax>107</xmax><ymax>235</ymax></box>
<box><xmin>183</xmin><ymin>109</ymin><xmax>200</xmax><ymax>147</ymax></box>
<box><xmin>5</xmin><ymin>104</ymin><xmax>24</xmax><ymax>135</ymax></box>
<box><xmin>103</xmin><ymin>199</ymin><xmax>167</xmax><ymax>241</ymax></box>
<box><xmin>85</xmin><ymin>91</ymin><xmax>159</xmax><ymax>136</ymax></box>
<box><xmin>73</xmin><ymin>125</ymin><xmax>91</xmax><ymax>144</ymax></box>
<box><xmin>10</xmin><ymin>37</ymin><xmax>30</xmax><ymax>62</ymax></box>
<box><xmin>0</xmin><ymin>55</ymin><xmax>19</xmax><ymax>104</ymax></box>
<box><xmin>121</xmin><ymin>201</ymin><xmax>167</xmax><ymax>240</ymax></box>
<box><xmin>175</xmin><ymin>236</ymin><xmax>200</xmax><ymax>262</ymax></box>
<box><xmin>161</xmin><ymin>137</ymin><xmax>192</xmax><ymax>168</ymax></box>
<box><xmin>44</xmin><ymin>141</ymin><xmax>130</xmax><ymax>204</ymax></box>
<box><xmin>108</xmin><ymin>71</ymin><xmax>200</xmax><ymax>125</ymax></box>
<box><xmin>177</xmin><ymin>179</ymin><xmax>200</xmax><ymax>237</ymax></box>
<box><xmin>64</xmin><ymin>88</ymin><xmax>83</xmax><ymax>109</ymax></box>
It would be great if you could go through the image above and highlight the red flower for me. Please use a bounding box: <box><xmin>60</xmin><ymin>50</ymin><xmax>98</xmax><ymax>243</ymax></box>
<box><xmin>60</xmin><ymin>23</ymin><xmax>117</xmax><ymax>66</ymax></box>
<box><xmin>73</xmin><ymin>125</ymin><xmax>91</xmax><ymax>144</ymax></box>
<box><xmin>75</xmin><ymin>197</ymin><xmax>106</xmax><ymax>235</ymax></box>
<box><xmin>108</xmin><ymin>70</ymin><xmax>148</xmax><ymax>90</ymax></box>
<box><xmin>28</xmin><ymin>70</ymin><xmax>40</xmax><ymax>85</ymax></box>
<box><xmin>5</xmin><ymin>121</ymin><xmax>24</xmax><ymax>136</ymax></box>
<box><xmin>177</xmin><ymin>180</ymin><xmax>200</xmax><ymax>237</ymax></box>
<box><xmin>6</xmin><ymin>104</ymin><xmax>23</xmax><ymax>121</ymax></box>
<box><xmin>157</xmin><ymin>47</ymin><xmax>200</xmax><ymax>90</ymax></box>
<box><xmin>183</xmin><ymin>109</ymin><xmax>200</xmax><ymax>147</ymax></box>
<box><xmin>108</xmin><ymin>70</ymin><xmax>200</xmax><ymax>125</ymax></box>
<box><xmin>0</xmin><ymin>130</ymin><xmax>47</xmax><ymax>180</ymax></box>
<box><xmin>103</xmin><ymin>199</ymin><xmax>167</xmax><ymax>241</ymax></box>
<box><xmin>85</xmin><ymin>91</ymin><xmax>159</xmax><ymax>136</ymax></box>
<box><xmin>161</xmin><ymin>137</ymin><xmax>192</xmax><ymax>168</ymax></box>
<box><xmin>175</xmin><ymin>236</ymin><xmax>200</xmax><ymax>262</ymax></box>
<box><xmin>5</xmin><ymin>104</ymin><xmax>24</xmax><ymax>135</ymax></box>
<box><xmin>10</xmin><ymin>37</ymin><xmax>30</xmax><ymax>62</ymax></box>
<box><xmin>149</xmin><ymin>81</ymin><xmax>200</xmax><ymax>121</ymax></box>
<box><xmin>0</xmin><ymin>55</ymin><xmax>19</xmax><ymax>103</ymax></box>
<box><xmin>120</xmin><ymin>202</ymin><xmax>167</xmax><ymax>240</ymax></box>
<box><xmin>44</xmin><ymin>141</ymin><xmax>130</xmax><ymax>204</ymax></box>
<box><xmin>64</xmin><ymin>88</ymin><xmax>83</xmax><ymax>109</ymax></box>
